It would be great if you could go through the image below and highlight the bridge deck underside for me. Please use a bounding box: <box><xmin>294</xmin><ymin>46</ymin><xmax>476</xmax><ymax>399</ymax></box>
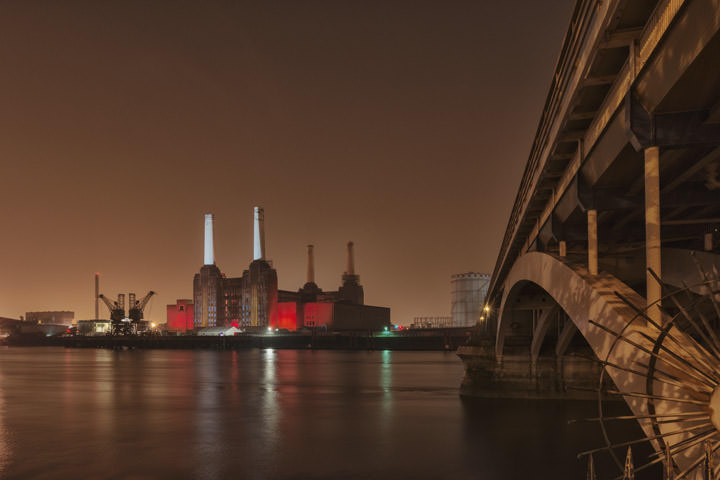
<box><xmin>489</xmin><ymin>0</ymin><xmax>720</xmax><ymax>307</ymax></box>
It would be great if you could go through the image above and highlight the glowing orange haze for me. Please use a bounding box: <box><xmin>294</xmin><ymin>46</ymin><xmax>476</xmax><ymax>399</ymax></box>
<box><xmin>0</xmin><ymin>1</ymin><xmax>573</xmax><ymax>325</ymax></box>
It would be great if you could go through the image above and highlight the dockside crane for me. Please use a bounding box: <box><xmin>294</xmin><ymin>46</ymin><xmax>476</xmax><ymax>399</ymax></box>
<box><xmin>97</xmin><ymin>290</ymin><xmax>156</xmax><ymax>335</ymax></box>
<box><xmin>128</xmin><ymin>291</ymin><xmax>155</xmax><ymax>325</ymax></box>
<box><xmin>98</xmin><ymin>293</ymin><xmax>130</xmax><ymax>335</ymax></box>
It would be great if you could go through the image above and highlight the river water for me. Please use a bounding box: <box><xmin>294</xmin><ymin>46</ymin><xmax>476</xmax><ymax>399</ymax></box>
<box><xmin>0</xmin><ymin>347</ymin><xmax>638</xmax><ymax>479</ymax></box>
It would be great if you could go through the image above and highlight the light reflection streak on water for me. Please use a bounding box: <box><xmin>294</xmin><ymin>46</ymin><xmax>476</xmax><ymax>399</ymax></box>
<box><xmin>230</xmin><ymin>350</ymin><xmax>239</xmax><ymax>403</ymax></box>
<box><xmin>62</xmin><ymin>349</ymin><xmax>76</xmax><ymax>419</ymax></box>
<box><xmin>0</xmin><ymin>369</ymin><xmax>8</xmax><ymax>475</ymax></box>
<box><xmin>0</xmin><ymin>348</ymin><xmax>628</xmax><ymax>478</ymax></box>
<box><xmin>92</xmin><ymin>350</ymin><xmax>114</xmax><ymax>438</ymax></box>
<box><xmin>194</xmin><ymin>354</ymin><xmax>221</xmax><ymax>480</ymax></box>
<box><xmin>380</xmin><ymin>350</ymin><xmax>393</xmax><ymax>431</ymax></box>
<box><xmin>262</xmin><ymin>348</ymin><xmax>279</xmax><ymax>455</ymax></box>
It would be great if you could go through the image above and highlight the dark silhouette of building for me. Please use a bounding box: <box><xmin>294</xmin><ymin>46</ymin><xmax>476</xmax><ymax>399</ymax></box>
<box><xmin>274</xmin><ymin>242</ymin><xmax>389</xmax><ymax>331</ymax></box>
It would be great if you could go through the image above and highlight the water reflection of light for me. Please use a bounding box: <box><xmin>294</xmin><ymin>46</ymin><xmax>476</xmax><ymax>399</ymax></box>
<box><xmin>380</xmin><ymin>350</ymin><xmax>393</xmax><ymax>432</ymax></box>
<box><xmin>230</xmin><ymin>351</ymin><xmax>239</xmax><ymax>403</ymax></box>
<box><xmin>62</xmin><ymin>349</ymin><xmax>75</xmax><ymax>410</ymax></box>
<box><xmin>381</xmin><ymin>350</ymin><xmax>392</xmax><ymax>391</ymax></box>
<box><xmin>0</xmin><ymin>370</ymin><xmax>8</xmax><ymax>475</ymax></box>
<box><xmin>92</xmin><ymin>349</ymin><xmax>114</xmax><ymax>438</ymax></box>
<box><xmin>262</xmin><ymin>348</ymin><xmax>280</xmax><ymax>455</ymax></box>
<box><xmin>194</xmin><ymin>354</ymin><xmax>222</xmax><ymax>479</ymax></box>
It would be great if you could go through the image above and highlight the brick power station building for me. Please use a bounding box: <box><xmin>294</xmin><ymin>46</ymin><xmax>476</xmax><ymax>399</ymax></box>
<box><xmin>167</xmin><ymin>208</ymin><xmax>390</xmax><ymax>333</ymax></box>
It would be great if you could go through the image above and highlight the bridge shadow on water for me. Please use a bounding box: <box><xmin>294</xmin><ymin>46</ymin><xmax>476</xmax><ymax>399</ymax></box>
<box><xmin>460</xmin><ymin>397</ymin><xmax>661</xmax><ymax>479</ymax></box>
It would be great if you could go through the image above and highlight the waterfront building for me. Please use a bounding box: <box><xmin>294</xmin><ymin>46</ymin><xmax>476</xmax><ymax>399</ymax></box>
<box><xmin>193</xmin><ymin>214</ymin><xmax>224</xmax><ymax>329</ymax></box>
<box><xmin>0</xmin><ymin>316</ymin><xmax>21</xmax><ymax>335</ymax></box>
<box><xmin>237</xmin><ymin>207</ymin><xmax>278</xmax><ymax>329</ymax></box>
<box><xmin>196</xmin><ymin>326</ymin><xmax>241</xmax><ymax>336</ymax></box>
<box><xmin>24</xmin><ymin>311</ymin><xmax>74</xmax><ymax>327</ymax></box>
<box><xmin>191</xmin><ymin>208</ymin><xmax>390</xmax><ymax>332</ymax></box>
<box><xmin>450</xmin><ymin>273</ymin><xmax>489</xmax><ymax>327</ymax></box>
<box><xmin>76</xmin><ymin>319</ymin><xmax>111</xmax><ymax>336</ymax></box>
<box><xmin>274</xmin><ymin>242</ymin><xmax>389</xmax><ymax>331</ymax></box>
<box><xmin>166</xmin><ymin>299</ymin><xmax>194</xmax><ymax>332</ymax></box>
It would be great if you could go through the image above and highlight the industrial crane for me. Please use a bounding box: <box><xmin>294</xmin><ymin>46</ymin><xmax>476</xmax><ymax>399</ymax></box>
<box><xmin>98</xmin><ymin>291</ymin><xmax>155</xmax><ymax>335</ymax></box>
<box><xmin>128</xmin><ymin>291</ymin><xmax>155</xmax><ymax>325</ymax></box>
<box><xmin>98</xmin><ymin>293</ymin><xmax>130</xmax><ymax>335</ymax></box>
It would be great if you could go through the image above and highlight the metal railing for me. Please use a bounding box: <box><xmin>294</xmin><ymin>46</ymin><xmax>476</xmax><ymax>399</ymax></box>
<box><xmin>410</xmin><ymin>316</ymin><xmax>454</xmax><ymax>328</ymax></box>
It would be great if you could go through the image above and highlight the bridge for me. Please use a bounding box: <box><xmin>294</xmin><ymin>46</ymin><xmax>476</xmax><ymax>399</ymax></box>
<box><xmin>457</xmin><ymin>0</ymin><xmax>720</xmax><ymax>475</ymax></box>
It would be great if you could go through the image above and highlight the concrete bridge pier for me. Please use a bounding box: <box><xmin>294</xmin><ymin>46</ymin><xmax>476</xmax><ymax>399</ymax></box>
<box><xmin>644</xmin><ymin>145</ymin><xmax>662</xmax><ymax>325</ymax></box>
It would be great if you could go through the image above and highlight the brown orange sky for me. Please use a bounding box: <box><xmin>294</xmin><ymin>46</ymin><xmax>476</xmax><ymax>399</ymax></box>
<box><xmin>0</xmin><ymin>1</ymin><xmax>574</xmax><ymax>325</ymax></box>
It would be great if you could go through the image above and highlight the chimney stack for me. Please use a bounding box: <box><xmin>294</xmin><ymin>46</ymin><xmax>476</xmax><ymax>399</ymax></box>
<box><xmin>204</xmin><ymin>213</ymin><xmax>215</xmax><ymax>265</ymax></box>
<box><xmin>253</xmin><ymin>206</ymin><xmax>266</xmax><ymax>261</ymax></box>
<box><xmin>306</xmin><ymin>245</ymin><xmax>315</xmax><ymax>284</ymax></box>
<box><xmin>95</xmin><ymin>273</ymin><xmax>99</xmax><ymax>320</ymax></box>
<box><xmin>346</xmin><ymin>241</ymin><xmax>355</xmax><ymax>276</ymax></box>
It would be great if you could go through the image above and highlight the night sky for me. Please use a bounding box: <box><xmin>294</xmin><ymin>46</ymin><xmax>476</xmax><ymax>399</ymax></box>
<box><xmin>0</xmin><ymin>1</ymin><xmax>574</xmax><ymax>325</ymax></box>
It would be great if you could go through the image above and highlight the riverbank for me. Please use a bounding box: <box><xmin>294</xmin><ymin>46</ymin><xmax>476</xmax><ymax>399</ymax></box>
<box><xmin>3</xmin><ymin>328</ymin><xmax>473</xmax><ymax>351</ymax></box>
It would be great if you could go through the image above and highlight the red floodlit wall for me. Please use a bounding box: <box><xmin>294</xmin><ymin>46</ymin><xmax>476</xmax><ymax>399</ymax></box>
<box><xmin>274</xmin><ymin>302</ymin><xmax>298</xmax><ymax>330</ymax></box>
<box><xmin>302</xmin><ymin>302</ymin><xmax>334</xmax><ymax>329</ymax></box>
<box><xmin>167</xmin><ymin>300</ymin><xmax>194</xmax><ymax>332</ymax></box>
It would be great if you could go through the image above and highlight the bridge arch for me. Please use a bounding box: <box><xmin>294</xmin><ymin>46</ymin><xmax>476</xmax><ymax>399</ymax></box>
<box><xmin>494</xmin><ymin>251</ymin><xmax>712</xmax><ymax>468</ymax></box>
<box><xmin>494</xmin><ymin>248</ymin><xmax>720</xmax><ymax>361</ymax></box>
<box><xmin>496</xmin><ymin>251</ymin><xmax>645</xmax><ymax>365</ymax></box>
<box><xmin>495</xmin><ymin>252</ymin><xmax>656</xmax><ymax>431</ymax></box>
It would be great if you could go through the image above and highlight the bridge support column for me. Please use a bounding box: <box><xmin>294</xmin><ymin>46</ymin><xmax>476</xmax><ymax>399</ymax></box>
<box><xmin>587</xmin><ymin>209</ymin><xmax>598</xmax><ymax>275</ymax></box>
<box><xmin>645</xmin><ymin>146</ymin><xmax>662</xmax><ymax>323</ymax></box>
<box><xmin>555</xmin><ymin>320</ymin><xmax>577</xmax><ymax>357</ymax></box>
<box><xmin>530</xmin><ymin>306</ymin><xmax>558</xmax><ymax>364</ymax></box>
<box><xmin>559</xmin><ymin>240</ymin><xmax>567</xmax><ymax>257</ymax></box>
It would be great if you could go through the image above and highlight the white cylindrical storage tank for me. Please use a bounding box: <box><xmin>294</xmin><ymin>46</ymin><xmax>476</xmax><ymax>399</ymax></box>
<box><xmin>450</xmin><ymin>273</ymin><xmax>490</xmax><ymax>327</ymax></box>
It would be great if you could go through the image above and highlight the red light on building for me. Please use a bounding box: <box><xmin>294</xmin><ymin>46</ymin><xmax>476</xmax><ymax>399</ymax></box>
<box><xmin>302</xmin><ymin>302</ymin><xmax>333</xmax><ymax>329</ymax></box>
<box><xmin>167</xmin><ymin>299</ymin><xmax>194</xmax><ymax>332</ymax></box>
<box><xmin>275</xmin><ymin>302</ymin><xmax>298</xmax><ymax>330</ymax></box>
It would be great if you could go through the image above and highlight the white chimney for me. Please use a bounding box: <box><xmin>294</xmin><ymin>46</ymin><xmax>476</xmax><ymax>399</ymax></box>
<box><xmin>253</xmin><ymin>206</ymin><xmax>265</xmax><ymax>261</ymax></box>
<box><xmin>204</xmin><ymin>213</ymin><xmax>215</xmax><ymax>265</ymax></box>
<box><xmin>306</xmin><ymin>245</ymin><xmax>315</xmax><ymax>284</ymax></box>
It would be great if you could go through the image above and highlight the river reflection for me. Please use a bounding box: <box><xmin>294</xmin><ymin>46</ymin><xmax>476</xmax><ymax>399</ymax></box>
<box><xmin>0</xmin><ymin>347</ymin><xmax>647</xmax><ymax>479</ymax></box>
<box><xmin>0</xmin><ymin>366</ymin><xmax>9</xmax><ymax>476</ymax></box>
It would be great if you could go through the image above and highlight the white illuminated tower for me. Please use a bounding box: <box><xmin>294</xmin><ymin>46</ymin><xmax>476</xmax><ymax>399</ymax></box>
<box><xmin>253</xmin><ymin>206</ymin><xmax>265</xmax><ymax>261</ymax></box>
<box><xmin>194</xmin><ymin>213</ymin><xmax>222</xmax><ymax>329</ymax></box>
<box><xmin>204</xmin><ymin>213</ymin><xmax>215</xmax><ymax>265</ymax></box>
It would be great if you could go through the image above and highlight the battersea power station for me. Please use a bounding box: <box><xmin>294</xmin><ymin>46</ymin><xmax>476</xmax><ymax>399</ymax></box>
<box><xmin>168</xmin><ymin>207</ymin><xmax>390</xmax><ymax>333</ymax></box>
